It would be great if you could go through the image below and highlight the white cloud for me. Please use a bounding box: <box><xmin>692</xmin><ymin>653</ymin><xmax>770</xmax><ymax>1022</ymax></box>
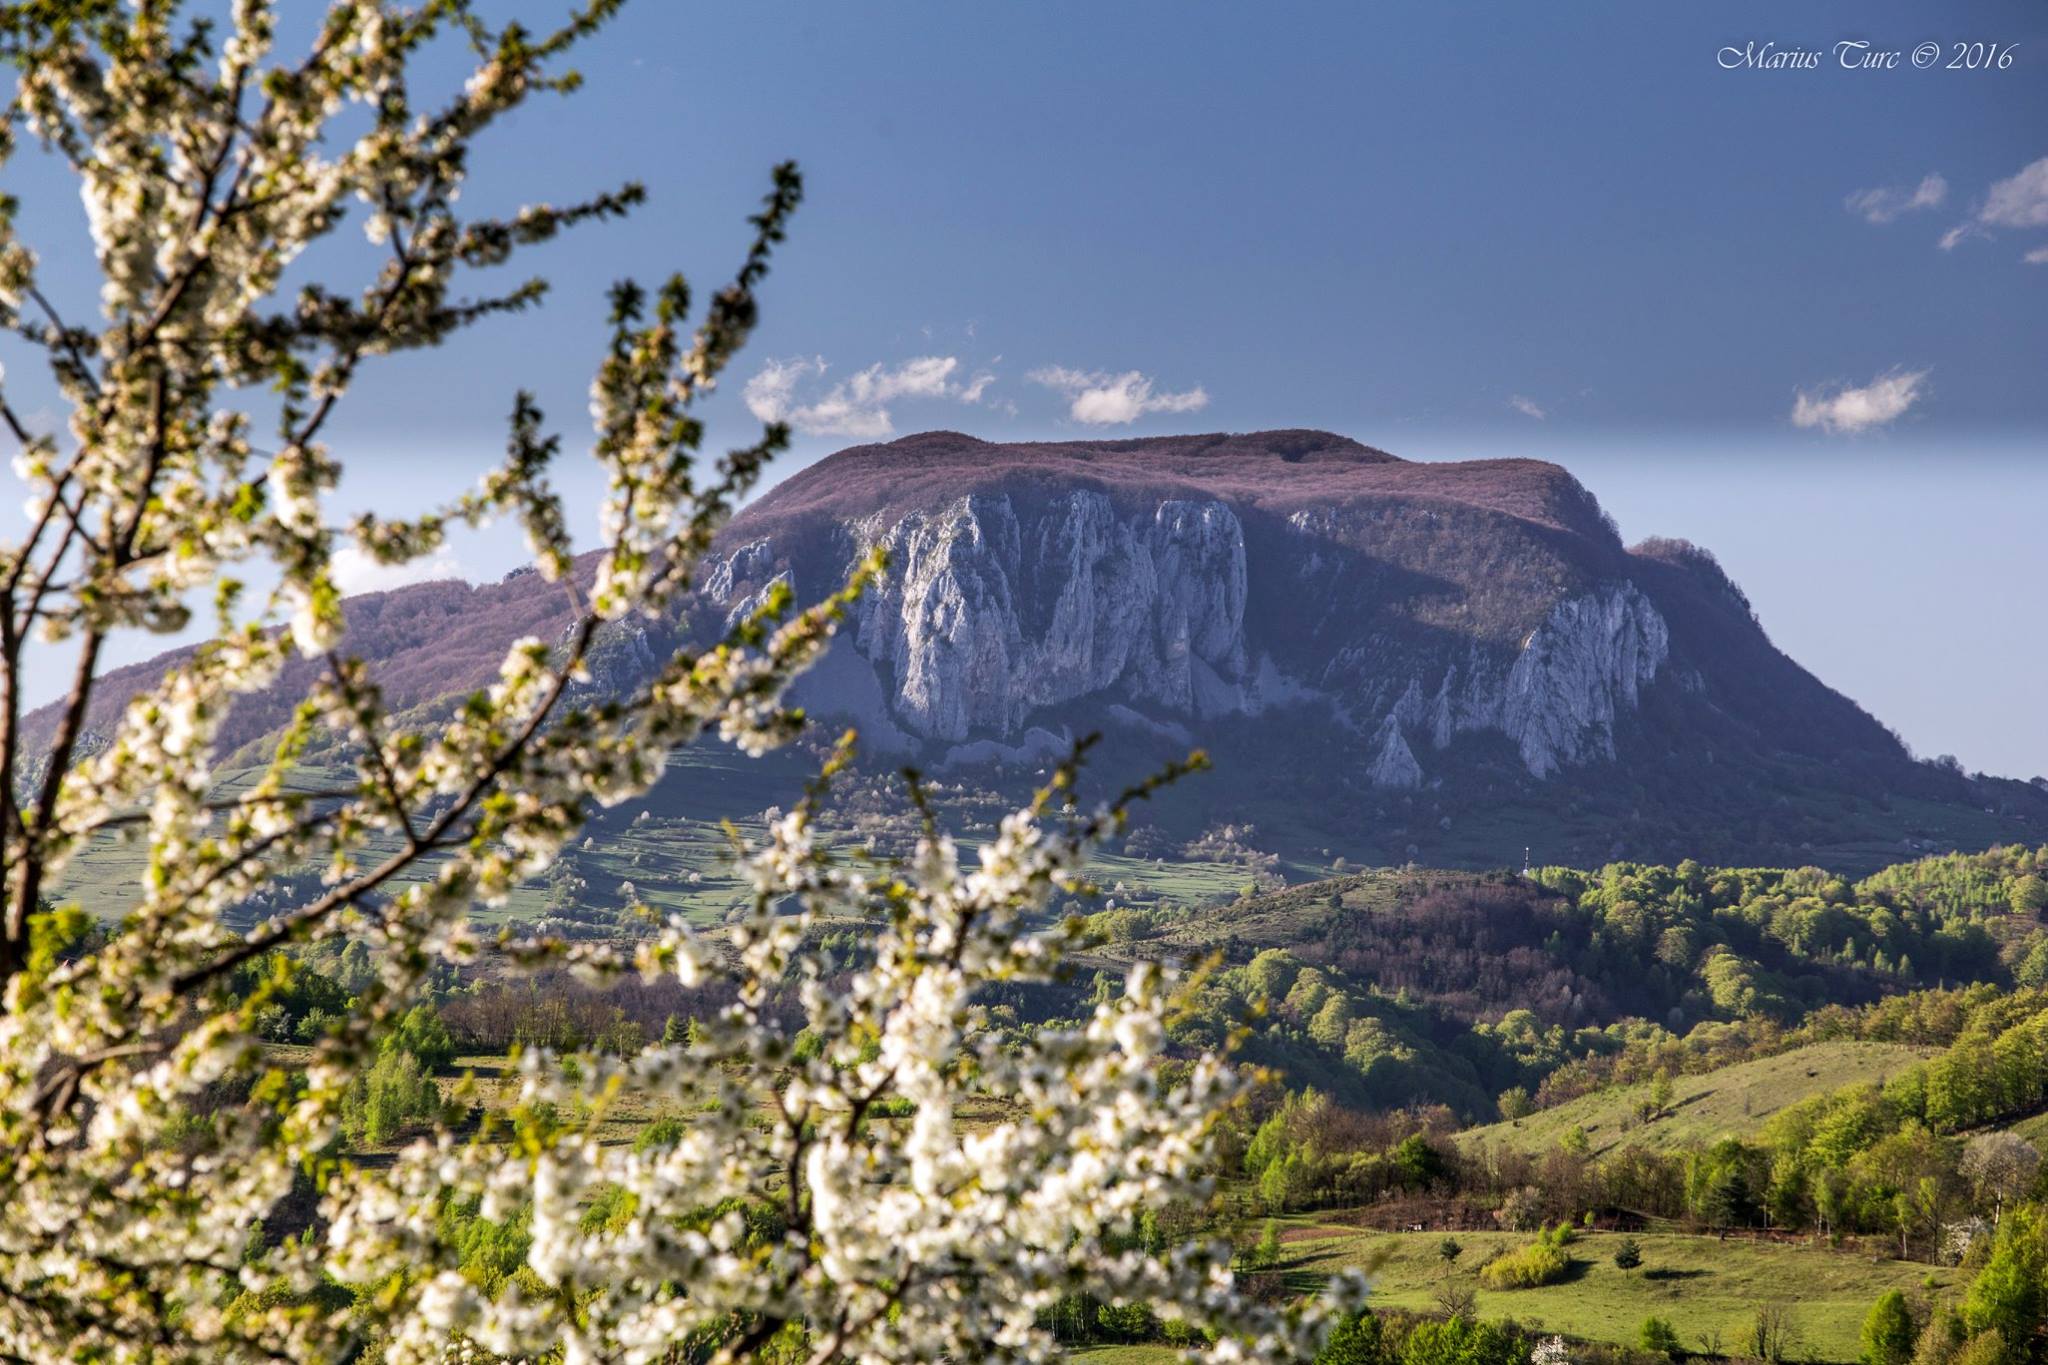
<box><xmin>2024</xmin><ymin>245</ymin><xmax>2048</xmax><ymax>265</ymax></box>
<box><xmin>1937</xmin><ymin>155</ymin><xmax>2048</xmax><ymax>258</ymax></box>
<box><xmin>1508</xmin><ymin>394</ymin><xmax>1547</xmax><ymax>421</ymax></box>
<box><xmin>1844</xmin><ymin>173</ymin><xmax>1947</xmax><ymax>224</ymax></box>
<box><xmin>741</xmin><ymin>355</ymin><xmax>821</xmax><ymax>424</ymax></box>
<box><xmin>1980</xmin><ymin>156</ymin><xmax>2048</xmax><ymax>229</ymax></box>
<box><xmin>1790</xmin><ymin>368</ymin><xmax>1928</xmax><ymax>435</ymax></box>
<box><xmin>332</xmin><ymin>545</ymin><xmax>467</xmax><ymax>596</ymax></box>
<box><xmin>1026</xmin><ymin>366</ymin><xmax>1209</xmax><ymax>425</ymax></box>
<box><xmin>742</xmin><ymin>355</ymin><xmax>995</xmax><ymax>438</ymax></box>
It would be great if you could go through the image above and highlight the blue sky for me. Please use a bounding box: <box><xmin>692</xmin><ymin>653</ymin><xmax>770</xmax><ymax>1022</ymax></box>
<box><xmin>5</xmin><ymin>1</ymin><xmax>2047</xmax><ymax>774</ymax></box>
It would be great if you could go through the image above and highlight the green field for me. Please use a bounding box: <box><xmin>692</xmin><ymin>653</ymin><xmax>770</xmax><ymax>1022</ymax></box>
<box><xmin>1456</xmin><ymin>1041</ymin><xmax>1939</xmax><ymax>1158</ymax></box>
<box><xmin>2003</xmin><ymin>1109</ymin><xmax>2048</xmax><ymax>1147</ymax></box>
<box><xmin>1067</xmin><ymin>1223</ymin><xmax>1944</xmax><ymax>1362</ymax></box>
<box><xmin>1084</xmin><ymin>868</ymin><xmax>1442</xmax><ymax>969</ymax></box>
<box><xmin>54</xmin><ymin>743</ymin><xmax>1257</xmax><ymax>926</ymax></box>
<box><xmin>1284</xmin><ymin>1226</ymin><xmax>1946</xmax><ymax>1362</ymax></box>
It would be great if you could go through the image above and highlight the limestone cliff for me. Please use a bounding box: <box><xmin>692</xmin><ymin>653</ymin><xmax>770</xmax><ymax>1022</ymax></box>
<box><xmin>700</xmin><ymin>434</ymin><xmax>1693</xmax><ymax>787</ymax></box>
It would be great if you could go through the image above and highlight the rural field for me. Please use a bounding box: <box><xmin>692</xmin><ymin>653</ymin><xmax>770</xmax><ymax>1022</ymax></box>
<box><xmin>1280</xmin><ymin>1227</ymin><xmax>1949</xmax><ymax>1363</ymax></box>
<box><xmin>1456</xmin><ymin>1041</ymin><xmax>1942</xmax><ymax>1157</ymax></box>
<box><xmin>1066</xmin><ymin>1224</ymin><xmax>1954</xmax><ymax>1363</ymax></box>
<box><xmin>53</xmin><ymin>746</ymin><xmax>1263</xmax><ymax>928</ymax></box>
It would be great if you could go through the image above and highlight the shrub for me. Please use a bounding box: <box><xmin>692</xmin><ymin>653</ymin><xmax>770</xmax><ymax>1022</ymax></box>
<box><xmin>1641</xmin><ymin>1316</ymin><xmax>1683</xmax><ymax>1359</ymax></box>
<box><xmin>1316</xmin><ymin>1310</ymin><xmax>1387</xmax><ymax>1365</ymax></box>
<box><xmin>1747</xmin><ymin>1304</ymin><xmax>1802</xmax><ymax>1363</ymax></box>
<box><xmin>1947</xmin><ymin>1331</ymin><xmax>2005</xmax><ymax>1365</ymax></box>
<box><xmin>1094</xmin><ymin>1301</ymin><xmax>1157</xmax><ymax>1342</ymax></box>
<box><xmin>1392</xmin><ymin>1134</ymin><xmax>1446</xmax><ymax>1189</ymax></box>
<box><xmin>1614</xmin><ymin>1235</ymin><xmax>1643</xmax><ymax>1271</ymax></box>
<box><xmin>1478</xmin><ymin>1224</ymin><xmax>1576</xmax><ymax>1290</ymax></box>
<box><xmin>341</xmin><ymin>1049</ymin><xmax>442</xmax><ymax>1146</ymax></box>
<box><xmin>1861</xmin><ymin>1290</ymin><xmax>1916</xmax><ymax>1365</ymax></box>
<box><xmin>389</xmin><ymin>1004</ymin><xmax>456</xmax><ymax>1072</ymax></box>
<box><xmin>1250</xmin><ymin>1219</ymin><xmax>1284</xmax><ymax>1269</ymax></box>
<box><xmin>632</xmin><ymin>1115</ymin><xmax>686</xmax><ymax>1154</ymax></box>
<box><xmin>1400</xmin><ymin>1315</ymin><xmax>1523</xmax><ymax>1365</ymax></box>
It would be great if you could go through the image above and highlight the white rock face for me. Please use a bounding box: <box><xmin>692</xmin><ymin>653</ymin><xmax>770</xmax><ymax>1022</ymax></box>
<box><xmin>842</xmin><ymin>491</ymin><xmax>1259</xmax><ymax>742</ymax></box>
<box><xmin>1498</xmin><ymin>584</ymin><xmax>1670</xmax><ymax>776</ymax></box>
<box><xmin>722</xmin><ymin>569</ymin><xmax>792</xmax><ymax>631</ymax></box>
<box><xmin>704</xmin><ymin>539</ymin><xmax>776</xmax><ymax>601</ymax></box>
<box><xmin>700</xmin><ymin>500</ymin><xmax>1673</xmax><ymax>784</ymax></box>
<box><xmin>1367</xmin><ymin>718</ymin><xmax>1424</xmax><ymax>789</ymax></box>
<box><xmin>1357</xmin><ymin>584</ymin><xmax>1670</xmax><ymax>782</ymax></box>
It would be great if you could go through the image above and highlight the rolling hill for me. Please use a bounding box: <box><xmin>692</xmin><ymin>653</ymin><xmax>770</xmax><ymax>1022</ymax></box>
<box><xmin>1453</xmin><ymin>1041</ymin><xmax>1941</xmax><ymax>1158</ymax></box>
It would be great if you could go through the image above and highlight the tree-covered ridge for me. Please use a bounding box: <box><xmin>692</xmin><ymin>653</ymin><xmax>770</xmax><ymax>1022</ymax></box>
<box><xmin>1106</xmin><ymin>846</ymin><xmax>2046</xmax><ymax>1123</ymax></box>
<box><xmin>1533</xmin><ymin>854</ymin><xmax>2029</xmax><ymax>1005</ymax></box>
<box><xmin>228</xmin><ymin>843</ymin><xmax>2048</xmax><ymax>1139</ymax></box>
<box><xmin>1854</xmin><ymin>844</ymin><xmax>2048</xmax><ymax>923</ymax></box>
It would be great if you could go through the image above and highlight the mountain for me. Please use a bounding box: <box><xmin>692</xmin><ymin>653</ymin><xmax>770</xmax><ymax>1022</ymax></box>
<box><xmin>690</xmin><ymin>430</ymin><xmax>2046</xmax><ymax>868</ymax></box>
<box><xmin>30</xmin><ymin>429</ymin><xmax>2048</xmax><ymax>872</ymax></box>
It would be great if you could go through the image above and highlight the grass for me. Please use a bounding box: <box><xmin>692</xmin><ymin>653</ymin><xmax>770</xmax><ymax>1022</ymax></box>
<box><xmin>1279</xmin><ymin>1225</ymin><xmax>1947</xmax><ymax>1362</ymax></box>
<box><xmin>2003</xmin><ymin>1108</ymin><xmax>2048</xmax><ymax>1147</ymax></box>
<box><xmin>55</xmin><ymin>743</ymin><xmax>1257</xmax><ymax>927</ymax></box>
<box><xmin>1456</xmin><ymin>1041</ymin><xmax>1939</xmax><ymax>1158</ymax></box>
<box><xmin>1088</xmin><ymin>868</ymin><xmax>1429</xmax><ymax>967</ymax></box>
<box><xmin>1067</xmin><ymin>1223</ymin><xmax>1946</xmax><ymax>1362</ymax></box>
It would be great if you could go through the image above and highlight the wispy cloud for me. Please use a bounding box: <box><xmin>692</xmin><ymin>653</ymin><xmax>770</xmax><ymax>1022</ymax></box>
<box><xmin>743</xmin><ymin>355</ymin><xmax>997</xmax><ymax>438</ymax></box>
<box><xmin>1790</xmin><ymin>368</ymin><xmax>1928</xmax><ymax>435</ymax></box>
<box><xmin>1844</xmin><ymin>173</ymin><xmax>1947</xmax><ymax>224</ymax></box>
<box><xmin>1937</xmin><ymin>155</ymin><xmax>2048</xmax><ymax>259</ymax></box>
<box><xmin>1981</xmin><ymin>156</ymin><xmax>2048</xmax><ymax>229</ymax></box>
<box><xmin>1938</xmin><ymin>223</ymin><xmax>1979</xmax><ymax>252</ymax></box>
<box><xmin>333</xmin><ymin>545</ymin><xmax>467</xmax><ymax>596</ymax></box>
<box><xmin>2024</xmin><ymin>245</ymin><xmax>2048</xmax><ymax>266</ymax></box>
<box><xmin>1026</xmin><ymin>367</ymin><xmax>1209</xmax><ymax>425</ymax></box>
<box><xmin>1508</xmin><ymin>394</ymin><xmax>1547</xmax><ymax>421</ymax></box>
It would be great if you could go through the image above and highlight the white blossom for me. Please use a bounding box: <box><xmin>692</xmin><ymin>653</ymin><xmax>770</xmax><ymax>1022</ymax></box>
<box><xmin>0</xmin><ymin>4</ymin><xmax>1363</xmax><ymax>1362</ymax></box>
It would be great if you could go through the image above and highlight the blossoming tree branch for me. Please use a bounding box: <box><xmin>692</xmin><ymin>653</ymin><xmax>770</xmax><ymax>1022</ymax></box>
<box><xmin>0</xmin><ymin>3</ymin><xmax>1361</xmax><ymax>1360</ymax></box>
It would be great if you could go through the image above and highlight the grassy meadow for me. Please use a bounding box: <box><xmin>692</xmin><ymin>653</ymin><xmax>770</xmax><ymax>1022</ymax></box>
<box><xmin>1456</xmin><ymin>1041</ymin><xmax>1940</xmax><ymax>1158</ymax></box>
<box><xmin>1067</xmin><ymin>1221</ymin><xmax>1942</xmax><ymax>1363</ymax></box>
<box><xmin>1284</xmin><ymin>1225</ymin><xmax>1945</xmax><ymax>1362</ymax></box>
<box><xmin>55</xmin><ymin>743</ymin><xmax>1261</xmax><ymax>927</ymax></box>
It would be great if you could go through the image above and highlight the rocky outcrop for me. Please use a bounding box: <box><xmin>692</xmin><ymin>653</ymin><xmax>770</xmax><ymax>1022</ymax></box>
<box><xmin>700</xmin><ymin>486</ymin><xmax>1673</xmax><ymax>786</ymax></box>
<box><xmin>1299</xmin><ymin>583</ymin><xmax>1669</xmax><ymax>785</ymax></box>
<box><xmin>1367</xmin><ymin>718</ymin><xmax>1425</xmax><ymax>789</ymax></box>
<box><xmin>834</xmin><ymin>490</ymin><xmax>1262</xmax><ymax>742</ymax></box>
<box><xmin>1498</xmin><ymin>585</ymin><xmax>1669</xmax><ymax>776</ymax></box>
<box><xmin>668</xmin><ymin>424</ymin><xmax>1978</xmax><ymax>869</ymax></box>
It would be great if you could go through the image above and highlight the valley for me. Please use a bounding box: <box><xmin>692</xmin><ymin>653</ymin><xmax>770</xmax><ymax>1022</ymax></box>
<box><xmin>210</xmin><ymin>831</ymin><xmax>2048</xmax><ymax>1363</ymax></box>
<box><xmin>28</xmin><ymin>435</ymin><xmax>2048</xmax><ymax>1364</ymax></box>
